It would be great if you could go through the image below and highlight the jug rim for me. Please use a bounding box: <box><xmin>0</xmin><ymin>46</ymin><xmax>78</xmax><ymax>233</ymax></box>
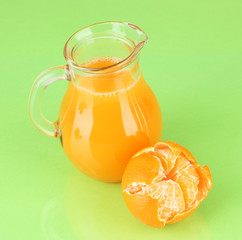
<box><xmin>63</xmin><ymin>21</ymin><xmax>148</xmax><ymax>73</ymax></box>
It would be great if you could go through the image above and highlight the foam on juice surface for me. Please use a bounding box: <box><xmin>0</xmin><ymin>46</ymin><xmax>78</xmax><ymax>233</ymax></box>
<box><xmin>82</xmin><ymin>56</ymin><xmax>122</xmax><ymax>68</ymax></box>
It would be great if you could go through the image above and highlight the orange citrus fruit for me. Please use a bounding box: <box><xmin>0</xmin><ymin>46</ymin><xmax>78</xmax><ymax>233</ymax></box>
<box><xmin>121</xmin><ymin>141</ymin><xmax>213</xmax><ymax>228</ymax></box>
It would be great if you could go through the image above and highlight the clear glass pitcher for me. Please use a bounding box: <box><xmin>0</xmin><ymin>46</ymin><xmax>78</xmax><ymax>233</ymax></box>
<box><xmin>29</xmin><ymin>22</ymin><xmax>162</xmax><ymax>182</ymax></box>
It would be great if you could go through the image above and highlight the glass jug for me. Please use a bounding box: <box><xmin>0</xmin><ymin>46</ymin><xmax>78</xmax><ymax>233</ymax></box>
<box><xmin>29</xmin><ymin>22</ymin><xmax>162</xmax><ymax>182</ymax></box>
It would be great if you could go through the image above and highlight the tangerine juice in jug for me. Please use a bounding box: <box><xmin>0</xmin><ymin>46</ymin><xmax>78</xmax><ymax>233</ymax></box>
<box><xmin>29</xmin><ymin>22</ymin><xmax>162</xmax><ymax>182</ymax></box>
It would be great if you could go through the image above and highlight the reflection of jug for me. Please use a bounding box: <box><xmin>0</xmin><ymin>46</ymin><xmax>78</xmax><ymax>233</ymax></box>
<box><xmin>29</xmin><ymin>22</ymin><xmax>162</xmax><ymax>182</ymax></box>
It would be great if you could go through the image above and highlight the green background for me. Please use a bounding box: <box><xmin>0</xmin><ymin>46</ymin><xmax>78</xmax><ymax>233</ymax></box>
<box><xmin>1</xmin><ymin>0</ymin><xmax>242</xmax><ymax>239</ymax></box>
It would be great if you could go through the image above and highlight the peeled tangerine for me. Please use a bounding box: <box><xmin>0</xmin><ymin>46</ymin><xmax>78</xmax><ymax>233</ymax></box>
<box><xmin>121</xmin><ymin>141</ymin><xmax>213</xmax><ymax>228</ymax></box>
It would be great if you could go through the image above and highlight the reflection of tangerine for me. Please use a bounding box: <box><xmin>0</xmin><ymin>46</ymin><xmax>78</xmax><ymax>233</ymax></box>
<box><xmin>121</xmin><ymin>141</ymin><xmax>213</xmax><ymax>228</ymax></box>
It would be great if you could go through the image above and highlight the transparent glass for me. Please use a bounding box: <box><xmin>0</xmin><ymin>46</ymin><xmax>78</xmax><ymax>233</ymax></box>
<box><xmin>28</xmin><ymin>21</ymin><xmax>162</xmax><ymax>182</ymax></box>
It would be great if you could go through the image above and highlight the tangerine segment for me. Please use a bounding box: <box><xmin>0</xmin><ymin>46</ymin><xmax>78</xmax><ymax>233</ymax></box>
<box><xmin>154</xmin><ymin>143</ymin><xmax>178</xmax><ymax>174</ymax></box>
<box><xmin>176</xmin><ymin>177</ymin><xmax>198</xmax><ymax>209</ymax></box>
<box><xmin>168</xmin><ymin>153</ymin><xmax>199</xmax><ymax>209</ymax></box>
<box><xmin>156</xmin><ymin>141</ymin><xmax>197</xmax><ymax>164</ymax></box>
<box><xmin>150</xmin><ymin>180</ymin><xmax>185</xmax><ymax>221</ymax></box>
<box><xmin>122</xmin><ymin>141</ymin><xmax>213</xmax><ymax>228</ymax></box>
<box><xmin>195</xmin><ymin>165</ymin><xmax>213</xmax><ymax>201</ymax></box>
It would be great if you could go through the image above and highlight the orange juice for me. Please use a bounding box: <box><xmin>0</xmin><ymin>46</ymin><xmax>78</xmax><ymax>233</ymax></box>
<box><xmin>58</xmin><ymin>57</ymin><xmax>162</xmax><ymax>182</ymax></box>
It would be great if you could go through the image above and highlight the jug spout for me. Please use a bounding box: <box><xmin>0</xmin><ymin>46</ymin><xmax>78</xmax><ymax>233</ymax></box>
<box><xmin>64</xmin><ymin>21</ymin><xmax>148</xmax><ymax>74</ymax></box>
<box><xmin>126</xmin><ymin>23</ymin><xmax>148</xmax><ymax>56</ymax></box>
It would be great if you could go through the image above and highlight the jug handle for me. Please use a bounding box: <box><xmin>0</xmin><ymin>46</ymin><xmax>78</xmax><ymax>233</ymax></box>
<box><xmin>28</xmin><ymin>65</ymin><xmax>70</xmax><ymax>137</ymax></box>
